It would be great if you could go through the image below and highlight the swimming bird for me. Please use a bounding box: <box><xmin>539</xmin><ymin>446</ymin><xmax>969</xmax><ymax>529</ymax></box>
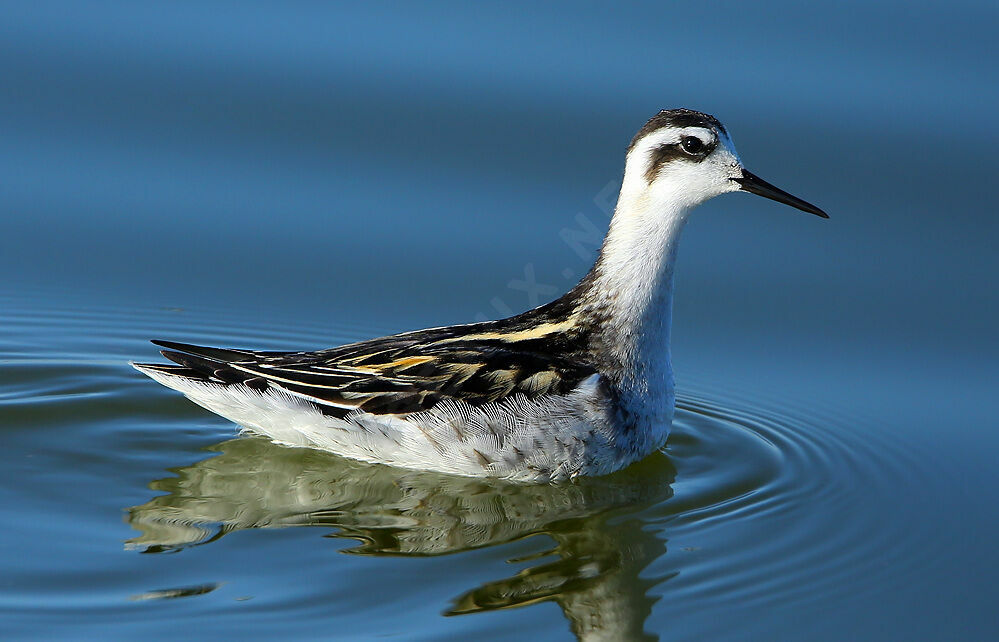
<box><xmin>134</xmin><ymin>109</ymin><xmax>826</xmax><ymax>483</ymax></box>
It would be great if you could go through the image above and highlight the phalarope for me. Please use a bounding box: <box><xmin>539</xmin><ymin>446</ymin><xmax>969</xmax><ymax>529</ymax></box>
<box><xmin>134</xmin><ymin>109</ymin><xmax>826</xmax><ymax>482</ymax></box>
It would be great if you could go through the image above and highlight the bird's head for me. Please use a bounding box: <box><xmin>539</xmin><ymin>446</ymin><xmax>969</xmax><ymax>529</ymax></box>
<box><xmin>622</xmin><ymin>108</ymin><xmax>827</xmax><ymax>218</ymax></box>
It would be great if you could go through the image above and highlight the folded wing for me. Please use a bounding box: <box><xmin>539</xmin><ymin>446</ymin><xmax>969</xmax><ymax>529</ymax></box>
<box><xmin>141</xmin><ymin>329</ymin><xmax>596</xmax><ymax>418</ymax></box>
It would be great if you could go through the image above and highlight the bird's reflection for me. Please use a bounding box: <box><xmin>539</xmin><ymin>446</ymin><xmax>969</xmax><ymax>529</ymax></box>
<box><xmin>127</xmin><ymin>436</ymin><xmax>675</xmax><ymax>641</ymax></box>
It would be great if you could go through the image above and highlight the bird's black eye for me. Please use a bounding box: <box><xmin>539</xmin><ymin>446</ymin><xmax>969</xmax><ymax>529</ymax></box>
<box><xmin>680</xmin><ymin>136</ymin><xmax>704</xmax><ymax>155</ymax></box>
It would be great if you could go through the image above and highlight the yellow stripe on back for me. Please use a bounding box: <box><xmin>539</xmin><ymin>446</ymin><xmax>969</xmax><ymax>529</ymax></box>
<box><xmin>435</xmin><ymin>318</ymin><xmax>578</xmax><ymax>344</ymax></box>
<box><xmin>381</xmin><ymin>355</ymin><xmax>436</xmax><ymax>370</ymax></box>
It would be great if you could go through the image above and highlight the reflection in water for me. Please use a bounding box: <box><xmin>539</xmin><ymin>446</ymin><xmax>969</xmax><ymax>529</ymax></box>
<box><xmin>129</xmin><ymin>583</ymin><xmax>222</xmax><ymax>601</ymax></box>
<box><xmin>127</xmin><ymin>437</ymin><xmax>675</xmax><ymax>641</ymax></box>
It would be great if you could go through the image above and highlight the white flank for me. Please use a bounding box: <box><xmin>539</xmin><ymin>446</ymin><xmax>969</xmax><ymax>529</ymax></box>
<box><xmin>133</xmin><ymin>365</ymin><xmax>660</xmax><ymax>482</ymax></box>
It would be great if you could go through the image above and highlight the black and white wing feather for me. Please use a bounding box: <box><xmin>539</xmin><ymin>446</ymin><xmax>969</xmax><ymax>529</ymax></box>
<box><xmin>137</xmin><ymin>324</ymin><xmax>598</xmax><ymax>418</ymax></box>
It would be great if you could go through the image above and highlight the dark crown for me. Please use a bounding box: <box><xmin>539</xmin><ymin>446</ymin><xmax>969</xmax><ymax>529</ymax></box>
<box><xmin>628</xmin><ymin>109</ymin><xmax>726</xmax><ymax>152</ymax></box>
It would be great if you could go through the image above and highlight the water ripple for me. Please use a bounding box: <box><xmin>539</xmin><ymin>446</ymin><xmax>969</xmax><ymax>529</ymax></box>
<box><xmin>0</xmin><ymin>296</ymin><xmax>928</xmax><ymax>639</ymax></box>
<box><xmin>659</xmin><ymin>385</ymin><xmax>926</xmax><ymax>613</ymax></box>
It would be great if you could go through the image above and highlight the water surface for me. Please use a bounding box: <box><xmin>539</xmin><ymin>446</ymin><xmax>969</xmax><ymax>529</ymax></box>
<box><xmin>2</xmin><ymin>2</ymin><xmax>997</xmax><ymax>639</ymax></box>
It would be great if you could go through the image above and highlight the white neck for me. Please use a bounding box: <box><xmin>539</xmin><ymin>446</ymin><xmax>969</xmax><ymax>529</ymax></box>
<box><xmin>579</xmin><ymin>165</ymin><xmax>693</xmax><ymax>411</ymax></box>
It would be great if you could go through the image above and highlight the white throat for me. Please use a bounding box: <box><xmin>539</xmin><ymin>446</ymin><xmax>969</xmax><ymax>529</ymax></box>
<box><xmin>579</xmin><ymin>161</ymin><xmax>694</xmax><ymax>410</ymax></box>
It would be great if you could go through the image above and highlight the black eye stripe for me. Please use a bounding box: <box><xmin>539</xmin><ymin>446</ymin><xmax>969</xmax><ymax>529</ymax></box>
<box><xmin>644</xmin><ymin>144</ymin><xmax>686</xmax><ymax>182</ymax></box>
<box><xmin>644</xmin><ymin>138</ymin><xmax>716</xmax><ymax>183</ymax></box>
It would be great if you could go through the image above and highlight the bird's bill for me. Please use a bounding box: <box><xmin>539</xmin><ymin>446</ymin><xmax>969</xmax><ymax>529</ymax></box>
<box><xmin>733</xmin><ymin>170</ymin><xmax>828</xmax><ymax>218</ymax></box>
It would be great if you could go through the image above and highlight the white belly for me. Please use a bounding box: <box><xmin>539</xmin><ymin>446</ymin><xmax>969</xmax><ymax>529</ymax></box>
<box><xmin>136</xmin><ymin>366</ymin><xmax>670</xmax><ymax>482</ymax></box>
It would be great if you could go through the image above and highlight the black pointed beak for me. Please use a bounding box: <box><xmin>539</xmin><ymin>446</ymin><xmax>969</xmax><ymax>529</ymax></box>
<box><xmin>733</xmin><ymin>170</ymin><xmax>828</xmax><ymax>218</ymax></box>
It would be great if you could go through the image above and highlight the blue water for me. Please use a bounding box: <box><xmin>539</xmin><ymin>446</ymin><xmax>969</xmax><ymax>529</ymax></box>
<box><xmin>2</xmin><ymin>2</ymin><xmax>997</xmax><ymax>639</ymax></box>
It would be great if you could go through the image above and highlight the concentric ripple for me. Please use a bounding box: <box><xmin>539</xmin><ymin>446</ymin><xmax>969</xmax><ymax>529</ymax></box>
<box><xmin>654</xmin><ymin>384</ymin><xmax>929</xmax><ymax>616</ymax></box>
